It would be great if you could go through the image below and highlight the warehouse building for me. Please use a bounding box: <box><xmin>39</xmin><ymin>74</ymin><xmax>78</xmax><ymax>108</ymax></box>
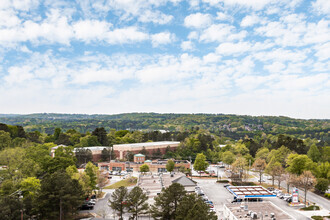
<box><xmin>113</xmin><ymin>141</ymin><xmax>180</xmax><ymax>159</ymax></box>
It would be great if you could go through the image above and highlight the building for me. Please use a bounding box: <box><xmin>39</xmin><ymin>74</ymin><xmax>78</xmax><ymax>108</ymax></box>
<box><xmin>134</xmin><ymin>154</ymin><xmax>145</xmax><ymax>163</ymax></box>
<box><xmin>226</xmin><ymin>186</ymin><xmax>276</xmax><ymax>200</ymax></box>
<box><xmin>113</xmin><ymin>141</ymin><xmax>180</xmax><ymax>159</ymax></box>
<box><xmin>223</xmin><ymin>201</ymin><xmax>294</xmax><ymax>220</ymax></box>
<box><xmin>74</xmin><ymin>146</ymin><xmax>111</xmax><ymax>162</ymax></box>
<box><xmin>98</xmin><ymin>157</ymin><xmax>190</xmax><ymax>173</ymax></box>
<box><xmin>172</xmin><ymin>176</ymin><xmax>196</xmax><ymax>192</ymax></box>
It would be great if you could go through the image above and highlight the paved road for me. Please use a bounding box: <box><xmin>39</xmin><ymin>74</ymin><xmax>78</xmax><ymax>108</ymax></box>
<box><xmin>261</xmin><ymin>173</ymin><xmax>330</xmax><ymax>211</ymax></box>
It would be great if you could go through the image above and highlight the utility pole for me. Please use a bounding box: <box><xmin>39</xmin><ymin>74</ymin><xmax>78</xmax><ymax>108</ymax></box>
<box><xmin>189</xmin><ymin>156</ymin><xmax>192</xmax><ymax>180</ymax></box>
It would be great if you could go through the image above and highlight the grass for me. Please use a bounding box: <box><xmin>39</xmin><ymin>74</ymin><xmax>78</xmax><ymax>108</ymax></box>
<box><xmin>301</xmin><ymin>205</ymin><xmax>320</xmax><ymax>211</ymax></box>
<box><xmin>311</xmin><ymin>216</ymin><xmax>330</xmax><ymax>220</ymax></box>
<box><xmin>104</xmin><ymin>177</ymin><xmax>137</xmax><ymax>189</ymax></box>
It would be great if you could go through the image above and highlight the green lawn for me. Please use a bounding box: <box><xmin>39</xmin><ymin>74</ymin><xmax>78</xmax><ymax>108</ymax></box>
<box><xmin>104</xmin><ymin>177</ymin><xmax>137</xmax><ymax>189</ymax></box>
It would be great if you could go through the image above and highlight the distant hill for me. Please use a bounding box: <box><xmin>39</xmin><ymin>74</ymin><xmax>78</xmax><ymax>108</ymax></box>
<box><xmin>0</xmin><ymin>113</ymin><xmax>329</xmax><ymax>142</ymax></box>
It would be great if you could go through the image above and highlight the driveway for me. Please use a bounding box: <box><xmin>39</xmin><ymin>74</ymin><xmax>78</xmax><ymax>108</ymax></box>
<box><xmin>193</xmin><ymin>177</ymin><xmax>233</xmax><ymax>218</ymax></box>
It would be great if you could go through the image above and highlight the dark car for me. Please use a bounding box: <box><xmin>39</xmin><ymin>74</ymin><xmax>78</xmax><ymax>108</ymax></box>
<box><xmin>80</xmin><ymin>202</ymin><xmax>94</xmax><ymax>210</ymax></box>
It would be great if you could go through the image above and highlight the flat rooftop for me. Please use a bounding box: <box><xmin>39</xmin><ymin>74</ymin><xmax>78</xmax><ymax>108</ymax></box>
<box><xmin>227</xmin><ymin>186</ymin><xmax>276</xmax><ymax>198</ymax></box>
<box><xmin>113</xmin><ymin>141</ymin><xmax>180</xmax><ymax>148</ymax></box>
<box><xmin>224</xmin><ymin>201</ymin><xmax>294</xmax><ymax>220</ymax></box>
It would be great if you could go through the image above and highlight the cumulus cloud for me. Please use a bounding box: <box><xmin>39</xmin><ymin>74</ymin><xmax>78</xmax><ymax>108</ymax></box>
<box><xmin>184</xmin><ymin>13</ymin><xmax>212</xmax><ymax>29</ymax></box>
<box><xmin>241</xmin><ymin>14</ymin><xmax>262</xmax><ymax>27</ymax></box>
<box><xmin>151</xmin><ymin>32</ymin><xmax>176</xmax><ymax>47</ymax></box>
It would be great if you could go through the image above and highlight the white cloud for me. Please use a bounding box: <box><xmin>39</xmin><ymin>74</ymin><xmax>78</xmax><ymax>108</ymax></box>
<box><xmin>216</xmin><ymin>41</ymin><xmax>251</xmax><ymax>56</ymax></box>
<box><xmin>151</xmin><ymin>32</ymin><xmax>176</xmax><ymax>47</ymax></box>
<box><xmin>73</xmin><ymin>20</ymin><xmax>112</xmax><ymax>42</ymax></box>
<box><xmin>314</xmin><ymin>42</ymin><xmax>330</xmax><ymax>61</ymax></box>
<box><xmin>200</xmin><ymin>24</ymin><xmax>247</xmax><ymax>43</ymax></box>
<box><xmin>241</xmin><ymin>14</ymin><xmax>261</xmax><ymax>27</ymax></box>
<box><xmin>216</xmin><ymin>12</ymin><xmax>232</xmax><ymax>21</ymax></box>
<box><xmin>312</xmin><ymin>0</ymin><xmax>330</xmax><ymax>15</ymax></box>
<box><xmin>106</xmin><ymin>27</ymin><xmax>149</xmax><ymax>44</ymax></box>
<box><xmin>181</xmin><ymin>41</ymin><xmax>194</xmax><ymax>51</ymax></box>
<box><xmin>184</xmin><ymin>13</ymin><xmax>212</xmax><ymax>29</ymax></box>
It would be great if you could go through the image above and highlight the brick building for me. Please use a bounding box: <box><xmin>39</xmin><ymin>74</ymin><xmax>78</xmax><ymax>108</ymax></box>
<box><xmin>113</xmin><ymin>141</ymin><xmax>180</xmax><ymax>159</ymax></box>
<box><xmin>98</xmin><ymin>157</ymin><xmax>190</xmax><ymax>173</ymax></box>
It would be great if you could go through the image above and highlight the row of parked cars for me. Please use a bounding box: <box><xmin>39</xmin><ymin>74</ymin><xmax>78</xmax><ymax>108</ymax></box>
<box><xmin>267</xmin><ymin>187</ymin><xmax>293</xmax><ymax>202</ymax></box>
<box><xmin>80</xmin><ymin>195</ymin><xmax>97</xmax><ymax>210</ymax></box>
<box><xmin>195</xmin><ymin>186</ymin><xmax>216</xmax><ymax>213</ymax></box>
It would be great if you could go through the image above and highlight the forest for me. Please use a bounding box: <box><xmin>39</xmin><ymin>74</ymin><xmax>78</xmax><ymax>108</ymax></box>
<box><xmin>0</xmin><ymin>113</ymin><xmax>329</xmax><ymax>219</ymax></box>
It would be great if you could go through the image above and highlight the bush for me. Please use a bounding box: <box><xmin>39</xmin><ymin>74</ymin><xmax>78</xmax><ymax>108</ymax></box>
<box><xmin>301</xmin><ymin>206</ymin><xmax>320</xmax><ymax>211</ymax></box>
<box><xmin>216</xmin><ymin>180</ymin><xmax>229</xmax><ymax>183</ymax></box>
<box><xmin>315</xmin><ymin>178</ymin><xmax>329</xmax><ymax>193</ymax></box>
<box><xmin>324</xmin><ymin>193</ymin><xmax>330</xmax><ymax>199</ymax></box>
<box><xmin>311</xmin><ymin>216</ymin><xmax>323</xmax><ymax>220</ymax></box>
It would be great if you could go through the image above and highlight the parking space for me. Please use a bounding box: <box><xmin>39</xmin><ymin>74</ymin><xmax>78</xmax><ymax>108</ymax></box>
<box><xmin>193</xmin><ymin>178</ymin><xmax>233</xmax><ymax>218</ymax></box>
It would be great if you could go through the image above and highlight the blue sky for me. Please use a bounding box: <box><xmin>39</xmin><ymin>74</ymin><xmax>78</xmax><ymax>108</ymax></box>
<box><xmin>0</xmin><ymin>0</ymin><xmax>329</xmax><ymax>119</ymax></box>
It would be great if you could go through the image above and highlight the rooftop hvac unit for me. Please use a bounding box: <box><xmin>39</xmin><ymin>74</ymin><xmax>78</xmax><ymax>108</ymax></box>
<box><xmin>270</xmin><ymin>213</ymin><xmax>275</xmax><ymax>217</ymax></box>
<box><xmin>252</xmin><ymin>212</ymin><xmax>258</xmax><ymax>219</ymax></box>
<box><xmin>244</xmin><ymin>205</ymin><xmax>248</xmax><ymax>211</ymax></box>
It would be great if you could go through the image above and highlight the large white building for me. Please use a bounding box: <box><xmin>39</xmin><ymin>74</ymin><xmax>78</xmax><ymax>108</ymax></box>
<box><xmin>113</xmin><ymin>141</ymin><xmax>180</xmax><ymax>159</ymax></box>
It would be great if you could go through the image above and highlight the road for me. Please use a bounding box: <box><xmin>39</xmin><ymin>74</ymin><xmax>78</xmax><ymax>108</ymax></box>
<box><xmin>261</xmin><ymin>173</ymin><xmax>330</xmax><ymax>211</ymax></box>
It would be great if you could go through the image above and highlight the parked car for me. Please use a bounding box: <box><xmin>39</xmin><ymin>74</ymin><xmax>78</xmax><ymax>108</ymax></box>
<box><xmin>209</xmin><ymin>208</ymin><xmax>216</xmax><ymax>213</ymax></box>
<box><xmin>279</xmin><ymin>194</ymin><xmax>291</xmax><ymax>200</ymax></box>
<box><xmin>80</xmin><ymin>202</ymin><xmax>94</xmax><ymax>210</ymax></box>
<box><xmin>267</xmin><ymin>187</ymin><xmax>275</xmax><ymax>191</ymax></box>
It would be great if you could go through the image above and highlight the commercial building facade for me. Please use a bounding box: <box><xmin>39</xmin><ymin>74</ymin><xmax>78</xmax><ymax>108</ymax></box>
<box><xmin>113</xmin><ymin>141</ymin><xmax>180</xmax><ymax>159</ymax></box>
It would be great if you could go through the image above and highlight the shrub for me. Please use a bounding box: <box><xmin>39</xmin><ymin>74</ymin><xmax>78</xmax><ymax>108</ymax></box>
<box><xmin>315</xmin><ymin>178</ymin><xmax>329</xmax><ymax>193</ymax></box>
<box><xmin>301</xmin><ymin>206</ymin><xmax>320</xmax><ymax>211</ymax></box>
<box><xmin>324</xmin><ymin>193</ymin><xmax>330</xmax><ymax>199</ymax></box>
<box><xmin>216</xmin><ymin>180</ymin><xmax>229</xmax><ymax>183</ymax></box>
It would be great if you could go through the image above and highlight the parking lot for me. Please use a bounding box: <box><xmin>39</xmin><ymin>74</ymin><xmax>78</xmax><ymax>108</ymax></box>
<box><xmin>193</xmin><ymin>178</ymin><xmax>233</xmax><ymax>218</ymax></box>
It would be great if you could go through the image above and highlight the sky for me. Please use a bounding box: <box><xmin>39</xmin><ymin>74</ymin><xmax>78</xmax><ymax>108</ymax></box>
<box><xmin>0</xmin><ymin>0</ymin><xmax>329</xmax><ymax>119</ymax></box>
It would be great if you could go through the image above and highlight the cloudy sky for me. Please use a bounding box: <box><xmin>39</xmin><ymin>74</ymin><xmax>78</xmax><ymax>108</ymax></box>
<box><xmin>0</xmin><ymin>0</ymin><xmax>329</xmax><ymax>119</ymax></box>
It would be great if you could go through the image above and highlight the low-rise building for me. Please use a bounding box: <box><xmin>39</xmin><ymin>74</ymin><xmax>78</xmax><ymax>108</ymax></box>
<box><xmin>98</xmin><ymin>156</ymin><xmax>190</xmax><ymax>173</ymax></box>
<box><xmin>223</xmin><ymin>201</ymin><xmax>294</xmax><ymax>220</ymax></box>
<box><xmin>113</xmin><ymin>141</ymin><xmax>180</xmax><ymax>159</ymax></box>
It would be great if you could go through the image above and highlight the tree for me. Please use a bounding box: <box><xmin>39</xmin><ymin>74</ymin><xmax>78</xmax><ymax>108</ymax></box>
<box><xmin>176</xmin><ymin>193</ymin><xmax>217</xmax><ymax>220</ymax></box>
<box><xmin>166</xmin><ymin>160</ymin><xmax>175</xmax><ymax>173</ymax></box>
<box><xmin>274</xmin><ymin>164</ymin><xmax>285</xmax><ymax>189</ymax></box>
<box><xmin>317</xmin><ymin>162</ymin><xmax>330</xmax><ymax>179</ymax></box>
<box><xmin>101</xmin><ymin>147</ymin><xmax>112</xmax><ymax>162</ymax></box>
<box><xmin>194</xmin><ymin>153</ymin><xmax>209</xmax><ymax>177</ymax></box>
<box><xmin>315</xmin><ymin>178</ymin><xmax>329</xmax><ymax>193</ymax></box>
<box><xmin>255</xmin><ymin>148</ymin><xmax>269</xmax><ymax>160</ymax></box>
<box><xmin>233</xmin><ymin>143</ymin><xmax>249</xmax><ymax>155</ymax></box>
<box><xmin>44</xmin><ymin>146</ymin><xmax>76</xmax><ymax>174</ymax></box>
<box><xmin>37</xmin><ymin>170</ymin><xmax>84</xmax><ymax>219</ymax></box>
<box><xmin>54</xmin><ymin>128</ymin><xmax>61</xmax><ymax>141</ymax></box>
<box><xmin>222</xmin><ymin>151</ymin><xmax>235</xmax><ymax>165</ymax></box>
<box><xmin>109</xmin><ymin>186</ymin><xmax>128</xmax><ymax>220</ymax></box>
<box><xmin>139</xmin><ymin>164</ymin><xmax>150</xmax><ymax>173</ymax></box>
<box><xmin>286</xmin><ymin>154</ymin><xmax>314</xmax><ymax>175</ymax></box>
<box><xmin>307</xmin><ymin>144</ymin><xmax>321</xmax><ymax>163</ymax></box>
<box><xmin>84</xmin><ymin>162</ymin><xmax>98</xmax><ymax>192</ymax></box>
<box><xmin>126</xmin><ymin>186</ymin><xmax>149</xmax><ymax>220</ymax></box>
<box><xmin>92</xmin><ymin>127</ymin><xmax>109</xmax><ymax>146</ymax></box>
<box><xmin>232</xmin><ymin>156</ymin><xmax>247</xmax><ymax>182</ymax></box>
<box><xmin>295</xmin><ymin>171</ymin><xmax>316</xmax><ymax>206</ymax></box>
<box><xmin>253</xmin><ymin>158</ymin><xmax>267</xmax><ymax>184</ymax></box>
<box><xmin>125</xmin><ymin>150</ymin><xmax>134</xmax><ymax>162</ymax></box>
<box><xmin>0</xmin><ymin>130</ymin><xmax>11</xmax><ymax>150</ymax></box>
<box><xmin>75</xmin><ymin>148</ymin><xmax>93</xmax><ymax>166</ymax></box>
<box><xmin>79</xmin><ymin>135</ymin><xmax>100</xmax><ymax>147</ymax></box>
<box><xmin>151</xmin><ymin>183</ymin><xmax>186</xmax><ymax>219</ymax></box>
<box><xmin>265</xmin><ymin>158</ymin><xmax>280</xmax><ymax>186</ymax></box>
